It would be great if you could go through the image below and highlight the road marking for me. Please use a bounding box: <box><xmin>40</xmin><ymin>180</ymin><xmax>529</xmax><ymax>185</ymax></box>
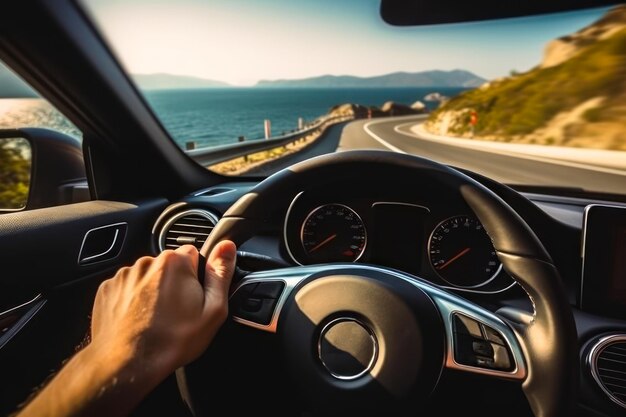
<box><xmin>363</xmin><ymin>120</ymin><xmax>407</xmax><ymax>154</ymax></box>
<box><xmin>393</xmin><ymin>122</ymin><xmax>626</xmax><ymax>177</ymax></box>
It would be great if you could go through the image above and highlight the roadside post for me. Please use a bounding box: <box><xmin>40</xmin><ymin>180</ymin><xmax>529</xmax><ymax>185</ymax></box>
<box><xmin>470</xmin><ymin>110</ymin><xmax>478</xmax><ymax>137</ymax></box>
<box><xmin>264</xmin><ymin>119</ymin><xmax>271</xmax><ymax>139</ymax></box>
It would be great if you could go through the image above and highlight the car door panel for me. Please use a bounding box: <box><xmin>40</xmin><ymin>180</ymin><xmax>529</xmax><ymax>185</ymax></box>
<box><xmin>0</xmin><ymin>198</ymin><xmax>168</xmax><ymax>414</ymax></box>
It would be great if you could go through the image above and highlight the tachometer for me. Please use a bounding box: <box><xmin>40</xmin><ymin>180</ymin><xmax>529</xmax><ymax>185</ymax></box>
<box><xmin>301</xmin><ymin>204</ymin><xmax>366</xmax><ymax>263</ymax></box>
<box><xmin>428</xmin><ymin>215</ymin><xmax>501</xmax><ymax>288</ymax></box>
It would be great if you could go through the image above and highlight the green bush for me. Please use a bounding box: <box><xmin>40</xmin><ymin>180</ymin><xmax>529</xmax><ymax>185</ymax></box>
<box><xmin>0</xmin><ymin>138</ymin><xmax>31</xmax><ymax>209</ymax></box>
<box><xmin>428</xmin><ymin>28</ymin><xmax>626</xmax><ymax>138</ymax></box>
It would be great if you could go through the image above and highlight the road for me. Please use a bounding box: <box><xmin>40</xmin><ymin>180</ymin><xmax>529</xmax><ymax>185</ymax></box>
<box><xmin>335</xmin><ymin>116</ymin><xmax>626</xmax><ymax>195</ymax></box>
<box><xmin>247</xmin><ymin>115</ymin><xmax>626</xmax><ymax>195</ymax></box>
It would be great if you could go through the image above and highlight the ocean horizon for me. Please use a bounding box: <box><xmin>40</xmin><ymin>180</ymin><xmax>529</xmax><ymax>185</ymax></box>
<box><xmin>0</xmin><ymin>87</ymin><xmax>468</xmax><ymax>150</ymax></box>
<box><xmin>143</xmin><ymin>87</ymin><xmax>468</xmax><ymax>149</ymax></box>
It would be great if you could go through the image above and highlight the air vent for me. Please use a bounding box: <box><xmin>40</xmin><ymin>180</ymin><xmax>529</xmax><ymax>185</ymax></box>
<box><xmin>158</xmin><ymin>209</ymin><xmax>219</xmax><ymax>252</ymax></box>
<box><xmin>589</xmin><ymin>334</ymin><xmax>626</xmax><ymax>410</ymax></box>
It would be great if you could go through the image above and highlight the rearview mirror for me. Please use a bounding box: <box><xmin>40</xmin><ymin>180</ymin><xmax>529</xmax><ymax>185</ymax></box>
<box><xmin>0</xmin><ymin>137</ymin><xmax>31</xmax><ymax>210</ymax></box>
<box><xmin>380</xmin><ymin>0</ymin><xmax>621</xmax><ymax>26</ymax></box>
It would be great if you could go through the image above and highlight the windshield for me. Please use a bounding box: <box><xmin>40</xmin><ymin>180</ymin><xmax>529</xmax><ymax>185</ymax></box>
<box><xmin>83</xmin><ymin>0</ymin><xmax>625</xmax><ymax>195</ymax></box>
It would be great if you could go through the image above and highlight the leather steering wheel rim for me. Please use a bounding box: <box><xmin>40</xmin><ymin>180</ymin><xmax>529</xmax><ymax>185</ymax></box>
<box><xmin>193</xmin><ymin>150</ymin><xmax>577</xmax><ymax>417</ymax></box>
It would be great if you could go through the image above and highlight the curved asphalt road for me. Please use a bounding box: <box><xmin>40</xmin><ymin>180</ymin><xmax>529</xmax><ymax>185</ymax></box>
<box><xmin>247</xmin><ymin>115</ymin><xmax>625</xmax><ymax>195</ymax></box>
<box><xmin>336</xmin><ymin>116</ymin><xmax>626</xmax><ymax>195</ymax></box>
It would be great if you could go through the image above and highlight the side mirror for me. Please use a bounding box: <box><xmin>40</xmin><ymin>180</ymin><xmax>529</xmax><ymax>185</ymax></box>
<box><xmin>0</xmin><ymin>128</ymin><xmax>89</xmax><ymax>212</ymax></box>
<box><xmin>0</xmin><ymin>137</ymin><xmax>31</xmax><ymax>210</ymax></box>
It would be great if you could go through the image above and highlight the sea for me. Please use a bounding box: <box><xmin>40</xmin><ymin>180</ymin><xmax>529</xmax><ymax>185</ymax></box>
<box><xmin>143</xmin><ymin>87</ymin><xmax>467</xmax><ymax>149</ymax></box>
<box><xmin>0</xmin><ymin>87</ymin><xmax>467</xmax><ymax>149</ymax></box>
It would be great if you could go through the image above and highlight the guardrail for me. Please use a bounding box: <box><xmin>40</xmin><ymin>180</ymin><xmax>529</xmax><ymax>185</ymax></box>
<box><xmin>186</xmin><ymin>115</ymin><xmax>352</xmax><ymax>167</ymax></box>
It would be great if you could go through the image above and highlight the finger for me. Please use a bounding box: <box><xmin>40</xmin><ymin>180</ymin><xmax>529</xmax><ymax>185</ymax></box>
<box><xmin>204</xmin><ymin>240</ymin><xmax>237</xmax><ymax>300</ymax></box>
<box><xmin>174</xmin><ymin>244</ymin><xmax>200</xmax><ymax>269</ymax></box>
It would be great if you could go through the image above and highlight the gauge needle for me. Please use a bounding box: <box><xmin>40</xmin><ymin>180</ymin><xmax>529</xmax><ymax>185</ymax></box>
<box><xmin>437</xmin><ymin>247</ymin><xmax>471</xmax><ymax>270</ymax></box>
<box><xmin>309</xmin><ymin>233</ymin><xmax>337</xmax><ymax>253</ymax></box>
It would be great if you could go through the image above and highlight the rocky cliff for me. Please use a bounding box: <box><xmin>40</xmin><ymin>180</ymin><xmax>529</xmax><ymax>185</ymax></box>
<box><xmin>425</xmin><ymin>6</ymin><xmax>626</xmax><ymax>150</ymax></box>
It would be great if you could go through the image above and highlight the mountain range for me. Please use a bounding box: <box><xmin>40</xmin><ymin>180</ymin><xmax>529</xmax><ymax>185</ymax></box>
<box><xmin>0</xmin><ymin>67</ymin><xmax>485</xmax><ymax>94</ymax></box>
<box><xmin>132</xmin><ymin>70</ymin><xmax>485</xmax><ymax>90</ymax></box>
<box><xmin>255</xmin><ymin>70</ymin><xmax>485</xmax><ymax>88</ymax></box>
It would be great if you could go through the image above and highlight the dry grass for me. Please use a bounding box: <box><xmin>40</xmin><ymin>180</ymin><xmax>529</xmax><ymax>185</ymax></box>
<box><xmin>208</xmin><ymin>129</ymin><xmax>324</xmax><ymax>175</ymax></box>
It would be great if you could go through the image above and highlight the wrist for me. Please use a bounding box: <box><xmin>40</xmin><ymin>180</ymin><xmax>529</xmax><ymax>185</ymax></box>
<box><xmin>82</xmin><ymin>338</ymin><xmax>169</xmax><ymax>393</ymax></box>
<box><xmin>17</xmin><ymin>338</ymin><xmax>172</xmax><ymax>417</ymax></box>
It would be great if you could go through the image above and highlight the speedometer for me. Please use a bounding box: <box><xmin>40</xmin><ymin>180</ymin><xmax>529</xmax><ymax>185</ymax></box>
<box><xmin>301</xmin><ymin>204</ymin><xmax>366</xmax><ymax>263</ymax></box>
<box><xmin>428</xmin><ymin>215</ymin><xmax>501</xmax><ymax>288</ymax></box>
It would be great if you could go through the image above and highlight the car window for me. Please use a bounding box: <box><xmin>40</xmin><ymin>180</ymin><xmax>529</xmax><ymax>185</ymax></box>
<box><xmin>82</xmin><ymin>0</ymin><xmax>625</xmax><ymax>195</ymax></box>
<box><xmin>0</xmin><ymin>60</ymin><xmax>87</xmax><ymax>211</ymax></box>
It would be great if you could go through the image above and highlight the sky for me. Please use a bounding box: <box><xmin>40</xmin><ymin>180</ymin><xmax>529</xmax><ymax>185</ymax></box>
<box><xmin>83</xmin><ymin>0</ymin><xmax>609</xmax><ymax>86</ymax></box>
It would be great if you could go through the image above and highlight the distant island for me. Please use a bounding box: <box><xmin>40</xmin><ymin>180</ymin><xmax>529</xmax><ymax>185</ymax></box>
<box><xmin>129</xmin><ymin>69</ymin><xmax>486</xmax><ymax>91</ymax></box>
<box><xmin>256</xmin><ymin>70</ymin><xmax>485</xmax><ymax>88</ymax></box>
<box><xmin>133</xmin><ymin>73</ymin><xmax>230</xmax><ymax>90</ymax></box>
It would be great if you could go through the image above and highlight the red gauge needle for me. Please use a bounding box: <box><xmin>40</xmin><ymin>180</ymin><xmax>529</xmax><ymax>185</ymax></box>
<box><xmin>437</xmin><ymin>247</ymin><xmax>471</xmax><ymax>270</ymax></box>
<box><xmin>309</xmin><ymin>233</ymin><xmax>337</xmax><ymax>253</ymax></box>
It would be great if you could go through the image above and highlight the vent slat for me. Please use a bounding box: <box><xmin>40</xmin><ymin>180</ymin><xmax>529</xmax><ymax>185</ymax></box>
<box><xmin>168</xmin><ymin>228</ymin><xmax>214</xmax><ymax>233</ymax></box>
<box><xmin>593</xmin><ymin>339</ymin><xmax>626</xmax><ymax>409</ymax></box>
<box><xmin>165</xmin><ymin>237</ymin><xmax>207</xmax><ymax>243</ymax></box>
<box><xmin>169</xmin><ymin>224</ymin><xmax>214</xmax><ymax>229</ymax></box>
<box><xmin>601</xmin><ymin>374</ymin><xmax>626</xmax><ymax>383</ymax></box>
<box><xmin>603</xmin><ymin>382</ymin><xmax>626</xmax><ymax>393</ymax></box>
<box><xmin>168</xmin><ymin>230</ymin><xmax>212</xmax><ymax>237</ymax></box>
<box><xmin>159</xmin><ymin>210</ymin><xmax>218</xmax><ymax>251</ymax></box>
<box><xmin>599</xmin><ymin>367</ymin><xmax>626</xmax><ymax>376</ymax></box>
<box><xmin>172</xmin><ymin>223</ymin><xmax>214</xmax><ymax>229</ymax></box>
<box><xmin>598</xmin><ymin>357</ymin><xmax>626</xmax><ymax>365</ymax></box>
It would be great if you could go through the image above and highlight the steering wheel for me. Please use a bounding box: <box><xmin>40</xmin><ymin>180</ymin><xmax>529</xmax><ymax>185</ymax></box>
<box><xmin>181</xmin><ymin>150</ymin><xmax>577</xmax><ymax>417</ymax></box>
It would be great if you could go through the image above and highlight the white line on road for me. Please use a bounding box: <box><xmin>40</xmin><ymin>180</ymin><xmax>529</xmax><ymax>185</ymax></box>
<box><xmin>363</xmin><ymin>120</ymin><xmax>407</xmax><ymax>154</ymax></box>
<box><xmin>392</xmin><ymin>122</ymin><xmax>626</xmax><ymax>177</ymax></box>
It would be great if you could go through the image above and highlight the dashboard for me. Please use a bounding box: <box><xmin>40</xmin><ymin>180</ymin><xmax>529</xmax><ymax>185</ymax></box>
<box><xmin>283</xmin><ymin>190</ymin><xmax>514</xmax><ymax>293</ymax></box>
<box><xmin>151</xmin><ymin>174</ymin><xmax>626</xmax><ymax>417</ymax></box>
<box><xmin>153</xmin><ymin>176</ymin><xmax>585</xmax><ymax>304</ymax></box>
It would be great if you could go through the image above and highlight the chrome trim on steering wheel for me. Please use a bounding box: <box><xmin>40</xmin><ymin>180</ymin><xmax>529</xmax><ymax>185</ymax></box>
<box><xmin>231</xmin><ymin>267</ymin><xmax>319</xmax><ymax>332</ymax></box>
<box><xmin>230</xmin><ymin>264</ymin><xmax>527</xmax><ymax>381</ymax></box>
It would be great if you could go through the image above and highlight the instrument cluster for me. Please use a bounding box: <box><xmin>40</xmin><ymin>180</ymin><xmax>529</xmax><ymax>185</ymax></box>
<box><xmin>283</xmin><ymin>192</ymin><xmax>514</xmax><ymax>294</ymax></box>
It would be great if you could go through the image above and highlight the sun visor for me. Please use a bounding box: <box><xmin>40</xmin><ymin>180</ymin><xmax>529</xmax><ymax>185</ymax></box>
<box><xmin>379</xmin><ymin>0</ymin><xmax>621</xmax><ymax>26</ymax></box>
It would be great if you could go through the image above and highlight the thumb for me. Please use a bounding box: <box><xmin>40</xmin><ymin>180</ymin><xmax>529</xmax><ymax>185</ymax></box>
<box><xmin>203</xmin><ymin>240</ymin><xmax>237</xmax><ymax>304</ymax></box>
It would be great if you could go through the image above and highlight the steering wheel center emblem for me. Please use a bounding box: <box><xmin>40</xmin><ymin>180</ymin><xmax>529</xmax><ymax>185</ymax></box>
<box><xmin>318</xmin><ymin>318</ymin><xmax>378</xmax><ymax>380</ymax></box>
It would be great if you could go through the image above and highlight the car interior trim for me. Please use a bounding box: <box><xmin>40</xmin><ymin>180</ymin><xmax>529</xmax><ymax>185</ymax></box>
<box><xmin>317</xmin><ymin>317</ymin><xmax>379</xmax><ymax>381</ymax></box>
<box><xmin>157</xmin><ymin>208</ymin><xmax>219</xmax><ymax>252</ymax></box>
<box><xmin>0</xmin><ymin>294</ymin><xmax>46</xmax><ymax>351</ymax></box>
<box><xmin>77</xmin><ymin>222</ymin><xmax>127</xmax><ymax>265</ymax></box>
<box><xmin>439</xmin><ymin>280</ymin><xmax>517</xmax><ymax>295</ymax></box>
<box><xmin>370</xmin><ymin>201</ymin><xmax>431</xmax><ymax>212</ymax></box>
<box><xmin>586</xmin><ymin>333</ymin><xmax>626</xmax><ymax>410</ymax></box>
<box><xmin>283</xmin><ymin>191</ymin><xmax>306</xmax><ymax>266</ymax></box>
<box><xmin>193</xmin><ymin>187</ymin><xmax>236</xmax><ymax>197</ymax></box>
